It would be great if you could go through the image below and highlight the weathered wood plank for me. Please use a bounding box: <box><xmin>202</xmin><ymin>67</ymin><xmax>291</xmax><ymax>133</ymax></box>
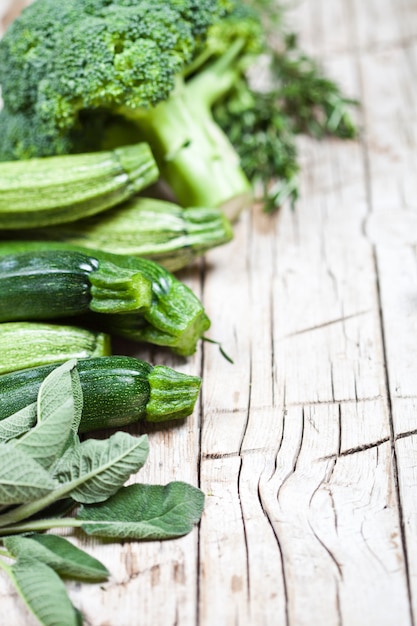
<box><xmin>197</xmin><ymin>1</ymin><xmax>415</xmax><ymax>623</ymax></box>
<box><xmin>352</xmin><ymin>1</ymin><xmax>417</xmax><ymax>622</ymax></box>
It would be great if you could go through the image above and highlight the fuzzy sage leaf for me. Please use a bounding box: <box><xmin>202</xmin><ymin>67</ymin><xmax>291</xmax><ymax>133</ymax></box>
<box><xmin>4</xmin><ymin>534</ymin><xmax>109</xmax><ymax>581</ymax></box>
<box><xmin>0</xmin><ymin>444</ymin><xmax>57</xmax><ymax>504</ymax></box>
<box><xmin>77</xmin><ymin>481</ymin><xmax>205</xmax><ymax>539</ymax></box>
<box><xmin>52</xmin><ymin>432</ymin><xmax>149</xmax><ymax>503</ymax></box>
<box><xmin>37</xmin><ymin>359</ymin><xmax>83</xmax><ymax>430</ymax></box>
<box><xmin>10</xmin><ymin>360</ymin><xmax>82</xmax><ymax>469</ymax></box>
<box><xmin>0</xmin><ymin>402</ymin><xmax>37</xmax><ymax>443</ymax></box>
<box><xmin>7</xmin><ymin>557</ymin><xmax>80</xmax><ymax>626</ymax></box>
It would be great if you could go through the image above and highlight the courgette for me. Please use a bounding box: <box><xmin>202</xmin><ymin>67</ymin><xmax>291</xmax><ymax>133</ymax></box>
<box><xmin>8</xmin><ymin>197</ymin><xmax>234</xmax><ymax>271</ymax></box>
<box><xmin>0</xmin><ymin>249</ymin><xmax>153</xmax><ymax>320</ymax></box>
<box><xmin>0</xmin><ymin>356</ymin><xmax>201</xmax><ymax>432</ymax></box>
<box><xmin>0</xmin><ymin>143</ymin><xmax>159</xmax><ymax>228</ymax></box>
<box><xmin>0</xmin><ymin>322</ymin><xmax>111</xmax><ymax>374</ymax></box>
<box><xmin>0</xmin><ymin>242</ymin><xmax>210</xmax><ymax>356</ymax></box>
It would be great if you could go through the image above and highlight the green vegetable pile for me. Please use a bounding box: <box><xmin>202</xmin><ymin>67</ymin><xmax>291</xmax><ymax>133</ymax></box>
<box><xmin>0</xmin><ymin>0</ymin><xmax>357</xmax><ymax>623</ymax></box>
<box><xmin>0</xmin><ymin>0</ymin><xmax>356</xmax><ymax>216</ymax></box>
<box><xmin>0</xmin><ymin>360</ymin><xmax>204</xmax><ymax>625</ymax></box>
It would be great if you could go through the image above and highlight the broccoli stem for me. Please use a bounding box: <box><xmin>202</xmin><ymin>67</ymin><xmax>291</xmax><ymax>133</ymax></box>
<box><xmin>121</xmin><ymin>40</ymin><xmax>253</xmax><ymax>220</ymax></box>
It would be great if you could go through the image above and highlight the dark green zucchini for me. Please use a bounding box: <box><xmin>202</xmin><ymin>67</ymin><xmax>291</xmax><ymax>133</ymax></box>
<box><xmin>0</xmin><ymin>356</ymin><xmax>201</xmax><ymax>432</ymax></box>
<box><xmin>0</xmin><ymin>249</ymin><xmax>152</xmax><ymax>321</ymax></box>
<box><xmin>0</xmin><ymin>241</ymin><xmax>210</xmax><ymax>356</ymax></box>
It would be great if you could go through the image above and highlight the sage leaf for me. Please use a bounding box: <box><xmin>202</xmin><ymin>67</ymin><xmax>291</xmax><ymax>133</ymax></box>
<box><xmin>0</xmin><ymin>443</ymin><xmax>57</xmax><ymax>504</ymax></box>
<box><xmin>77</xmin><ymin>481</ymin><xmax>205</xmax><ymax>539</ymax></box>
<box><xmin>53</xmin><ymin>432</ymin><xmax>149</xmax><ymax>504</ymax></box>
<box><xmin>9</xmin><ymin>557</ymin><xmax>80</xmax><ymax>626</ymax></box>
<box><xmin>4</xmin><ymin>534</ymin><xmax>109</xmax><ymax>581</ymax></box>
<box><xmin>38</xmin><ymin>359</ymin><xmax>83</xmax><ymax>430</ymax></box>
<box><xmin>10</xmin><ymin>361</ymin><xmax>81</xmax><ymax>469</ymax></box>
<box><xmin>0</xmin><ymin>402</ymin><xmax>37</xmax><ymax>443</ymax></box>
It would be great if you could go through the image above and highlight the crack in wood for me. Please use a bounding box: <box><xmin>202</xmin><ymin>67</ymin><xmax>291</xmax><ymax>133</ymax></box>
<box><xmin>360</xmin><ymin>518</ymin><xmax>393</xmax><ymax>576</ymax></box>
<box><xmin>202</xmin><ymin>446</ymin><xmax>278</xmax><ymax>460</ymax></box>
<box><xmin>208</xmin><ymin>394</ymin><xmax>385</xmax><ymax>415</ymax></box>
<box><xmin>394</xmin><ymin>394</ymin><xmax>417</xmax><ymax>401</ymax></box>
<box><xmin>293</xmin><ymin>427</ymin><xmax>417</xmax><ymax>464</ymax></box>
<box><xmin>202</xmin><ymin>419</ymin><xmax>417</xmax><ymax>464</ymax></box>
<box><xmin>396</xmin><ymin>428</ymin><xmax>417</xmax><ymax>441</ymax></box>
<box><xmin>277</xmin><ymin>310</ymin><xmax>371</xmax><ymax>340</ymax></box>
<box><xmin>372</xmin><ymin>243</ymin><xmax>415</xmax><ymax>625</ymax></box>
<box><xmin>317</xmin><ymin>437</ymin><xmax>390</xmax><ymax>462</ymax></box>
<box><xmin>256</xmin><ymin>477</ymin><xmax>290</xmax><ymax>626</ymax></box>
<box><xmin>276</xmin><ymin>407</ymin><xmax>306</xmax><ymax>504</ymax></box>
<box><xmin>285</xmin><ymin>395</ymin><xmax>384</xmax><ymax>408</ymax></box>
<box><xmin>308</xmin><ymin>519</ymin><xmax>344</xmax><ymax>580</ymax></box>
<box><xmin>201</xmin><ymin>430</ymin><xmax>417</xmax><ymax>464</ymax></box>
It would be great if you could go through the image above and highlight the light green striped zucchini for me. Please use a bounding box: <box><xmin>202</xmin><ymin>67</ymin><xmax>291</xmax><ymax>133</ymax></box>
<box><xmin>10</xmin><ymin>197</ymin><xmax>234</xmax><ymax>271</ymax></box>
<box><xmin>0</xmin><ymin>144</ymin><xmax>159</xmax><ymax>228</ymax></box>
<box><xmin>0</xmin><ymin>322</ymin><xmax>111</xmax><ymax>374</ymax></box>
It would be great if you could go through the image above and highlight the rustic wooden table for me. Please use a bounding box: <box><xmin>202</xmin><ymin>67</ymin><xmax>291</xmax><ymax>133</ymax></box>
<box><xmin>1</xmin><ymin>0</ymin><xmax>417</xmax><ymax>624</ymax></box>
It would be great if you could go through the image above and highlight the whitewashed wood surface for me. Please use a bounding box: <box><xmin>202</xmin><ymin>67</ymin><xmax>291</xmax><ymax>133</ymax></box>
<box><xmin>1</xmin><ymin>0</ymin><xmax>417</xmax><ymax>624</ymax></box>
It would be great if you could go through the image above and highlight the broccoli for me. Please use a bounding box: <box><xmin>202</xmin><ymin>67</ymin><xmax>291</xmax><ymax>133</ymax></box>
<box><xmin>0</xmin><ymin>0</ymin><xmax>263</xmax><ymax>219</ymax></box>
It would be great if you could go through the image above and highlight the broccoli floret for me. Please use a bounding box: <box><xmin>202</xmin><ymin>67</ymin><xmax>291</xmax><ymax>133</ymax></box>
<box><xmin>0</xmin><ymin>0</ymin><xmax>262</xmax><ymax>218</ymax></box>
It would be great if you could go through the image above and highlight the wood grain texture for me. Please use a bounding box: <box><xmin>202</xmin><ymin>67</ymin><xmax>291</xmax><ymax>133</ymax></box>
<box><xmin>1</xmin><ymin>0</ymin><xmax>417</xmax><ymax>624</ymax></box>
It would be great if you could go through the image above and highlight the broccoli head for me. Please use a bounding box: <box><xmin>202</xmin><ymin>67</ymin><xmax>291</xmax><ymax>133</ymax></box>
<box><xmin>0</xmin><ymin>0</ymin><xmax>229</xmax><ymax>153</ymax></box>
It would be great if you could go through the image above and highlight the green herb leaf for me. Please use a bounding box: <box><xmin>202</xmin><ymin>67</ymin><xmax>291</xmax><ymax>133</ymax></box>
<box><xmin>203</xmin><ymin>337</ymin><xmax>234</xmax><ymax>364</ymax></box>
<box><xmin>0</xmin><ymin>403</ymin><xmax>37</xmax><ymax>443</ymax></box>
<box><xmin>9</xmin><ymin>557</ymin><xmax>80</xmax><ymax>626</ymax></box>
<box><xmin>37</xmin><ymin>359</ymin><xmax>81</xmax><ymax>423</ymax></box>
<box><xmin>4</xmin><ymin>534</ymin><xmax>109</xmax><ymax>581</ymax></box>
<box><xmin>77</xmin><ymin>481</ymin><xmax>205</xmax><ymax>539</ymax></box>
<box><xmin>10</xmin><ymin>360</ymin><xmax>81</xmax><ymax>469</ymax></box>
<box><xmin>37</xmin><ymin>358</ymin><xmax>83</xmax><ymax>444</ymax></box>
<box><xmin>53</xmin><ymin>432</ymin><xmax>149</xmax><ymax>504</ymax></box>
<box><xmin>0</xmin><ymin>443</ymin><xmax>57</xmax><ymax>504</ymax></box>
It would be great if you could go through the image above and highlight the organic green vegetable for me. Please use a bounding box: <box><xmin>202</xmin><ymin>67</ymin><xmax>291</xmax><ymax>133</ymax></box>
<box><xmin>0</xmin><ymin>355</ymin><xmax>201</xmax><ymax>431</ymax></box>
<box><xmin>0</xmin><ymin>144</ymin><xmax>159</xmax><ymax>227</ymax></box>
<box><xmin>8</xmin><ymin>197</ymin><xmax>233</xmax><ymax>271</ymax></box>
<box><xmin>0</xmin><ymin>322</ymin><xmax>111</xmax><ymax>374</ymax></box>
<box><xmin>0</xmin><ymin>249</ymin><xmax>153</xmax><ymax>320</ymax></box>
<box><xmin>0</xmin><ymin>241</ymin><xmax>211</xmax><ymax>356</ymax></box>
<box><xmin>0</xmin><ymin>360</ymin><xmax>205</xmax><ymax>626</ymax></box>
